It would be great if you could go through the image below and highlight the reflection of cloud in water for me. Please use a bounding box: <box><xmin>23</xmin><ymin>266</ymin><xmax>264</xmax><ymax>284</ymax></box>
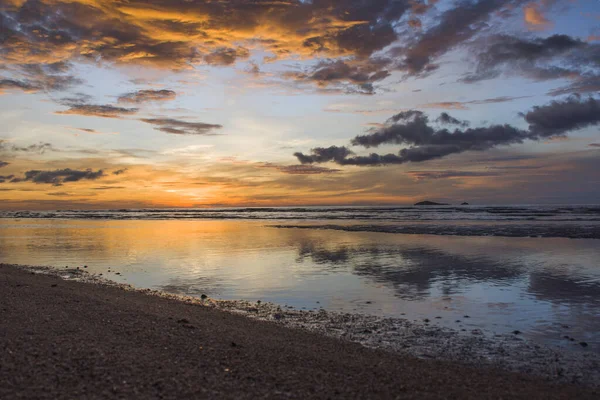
<box><xmin>295</xmin><ymin>240</ymin><xmax>524</xmax><ymax>300</ymax></box>
<box><xmin>296</xmin><ymin>242</ymin><xmax>351</xmax><ymax>265</ymax></box>
<box><xmin>528</xmin><ymin>271</ymin><xmax>600</xmax><ymax>306</ymax></box>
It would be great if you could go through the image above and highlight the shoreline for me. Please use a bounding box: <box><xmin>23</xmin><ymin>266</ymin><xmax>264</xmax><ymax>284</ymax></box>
<box><xmin>270</xmin><ymin>223</ymin><xmax>600</xmax><ymax>239</ymax></box>
<box><xmin>3</xmin><ymin>263</ymin><xmax>600</xmax><ymax>391</ymax></box>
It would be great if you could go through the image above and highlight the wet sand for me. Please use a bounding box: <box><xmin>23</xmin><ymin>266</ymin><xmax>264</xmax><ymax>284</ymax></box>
<box><xmin>1</xmin><ymin>264</ymin><xmax>598</xmax><ymax>399</ymax></box>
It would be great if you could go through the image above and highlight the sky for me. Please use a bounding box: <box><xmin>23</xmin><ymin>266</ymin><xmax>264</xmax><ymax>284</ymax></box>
<box><xmin>0</xmin><ymin>0</ymin><xmax>599</xmax><ymax>209</ymax></box>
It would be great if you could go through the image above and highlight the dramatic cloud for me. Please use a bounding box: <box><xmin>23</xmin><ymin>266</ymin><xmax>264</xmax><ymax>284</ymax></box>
<box><xmin>118</xmin><ymin>90</ymin><xmax>177</xmax><ymax>104</ymax></box>
<box><xmin>0</xmin><ymin>0</ymin><xmax>537</xmax><ymax>93</ymax></box>
<box><xmin>295</xmin><ymin>96</ymin><xmax>600</xmax><ymax>166</ymax></box>
<box><xmin>141</xmin><ymin>118</ymin><xmax>223</xmax><ymax>135</ymax></box>
<box><xmin>10</xmin><ymin>168</ymin><xmax>105</xmax><ymax>186</ymax></box>
<box><xmin>524</xmin><ymin>96</ymin><xmax>600</xmax><ymax>136</ymax></box>
<box><xmin>0</xmin><ymin>0</ymin><xmax>410</xmax><ymax>71</ymax></box>
<box><xmin>56</xmin><ymin>104</ymin><xmax>139</xmax><ymax>118</ymax></box>
<box><xmin>0</xmin><ymin>161</ymin><xmax>9</xmax><ymax>168</ymax></box>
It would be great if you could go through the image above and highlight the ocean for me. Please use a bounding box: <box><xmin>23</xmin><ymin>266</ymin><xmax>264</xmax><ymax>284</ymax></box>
<box><xmin>1</xmin><ymin>205</ymin><xmax>599</xmax><ymax>352</ymax></box>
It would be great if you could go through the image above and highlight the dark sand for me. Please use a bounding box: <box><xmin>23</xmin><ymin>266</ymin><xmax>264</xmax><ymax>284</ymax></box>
<box><xmin>1</xmin><ymin>264</ymin><xmax>597</xmax><ymax>399</ymax></box>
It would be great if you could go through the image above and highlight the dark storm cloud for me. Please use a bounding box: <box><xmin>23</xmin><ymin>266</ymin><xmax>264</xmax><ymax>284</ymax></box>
<box><xmin>524</xmin><ymin>96</ymin><xmax>600</xmax><ymax>136</ymax></box>
<box><xmin>294</xmin><ymin>96</ymin><xmax>600</xmax><ymax>166</ymax></box>
<box><xmin>140</xmin><ymin>118</ymin><xmax>223</xmax><ymax>135</ymax></box>
<box><xmin>118</xmin><ymin>90</ymin><xmax>177</xmax><ymax>104</ymax></box>
<box><xmin>10</xmin><ymin>168</ymin><xmax>105</xmax><ymax>186</ymax></box>
<box><xmin>56</xmin><ymin>104</ymin><xmax>139</xmax><ymax>118</ymax></box>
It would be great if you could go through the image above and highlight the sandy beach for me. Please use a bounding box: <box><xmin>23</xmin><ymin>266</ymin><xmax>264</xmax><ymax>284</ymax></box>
<box><xmin>1</xmin><ymin>264</ymin><xmax>598</xmax><ymax>399</ymax></box>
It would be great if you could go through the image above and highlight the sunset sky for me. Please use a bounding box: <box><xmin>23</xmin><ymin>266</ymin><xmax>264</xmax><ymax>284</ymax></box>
<box><xmin>1</xmin><ymin>0</ymin><xmax>599</xmax><ymax>209</ymax></box>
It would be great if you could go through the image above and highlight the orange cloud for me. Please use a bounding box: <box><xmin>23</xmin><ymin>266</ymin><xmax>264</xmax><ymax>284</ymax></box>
<box><xmin>524</xmin><ymin>2</ymin><xmax>552</xmax><ymax>30</ymax></box>
<box><xmin>1</xmin><ymin>0</ymin><xmax>401</xmax><ymax>71</ymax></box>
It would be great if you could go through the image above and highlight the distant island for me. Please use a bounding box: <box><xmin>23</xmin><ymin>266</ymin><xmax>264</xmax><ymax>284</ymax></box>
<box><xmin>414</xmin><ymin>201</ymin><xmax>449</xmax><ymax>206</ymax></box>
<box><xmin>461</xmin><ymin>202</ymin><xmax>469</xmax><ymax>205</ymax></box>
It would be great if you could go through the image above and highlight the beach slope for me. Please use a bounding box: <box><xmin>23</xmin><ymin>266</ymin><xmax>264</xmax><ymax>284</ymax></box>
<box><xmin>0</xmin><ymin>264</ymin><xmax>596</xmax><ymax>399</ymax></box>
